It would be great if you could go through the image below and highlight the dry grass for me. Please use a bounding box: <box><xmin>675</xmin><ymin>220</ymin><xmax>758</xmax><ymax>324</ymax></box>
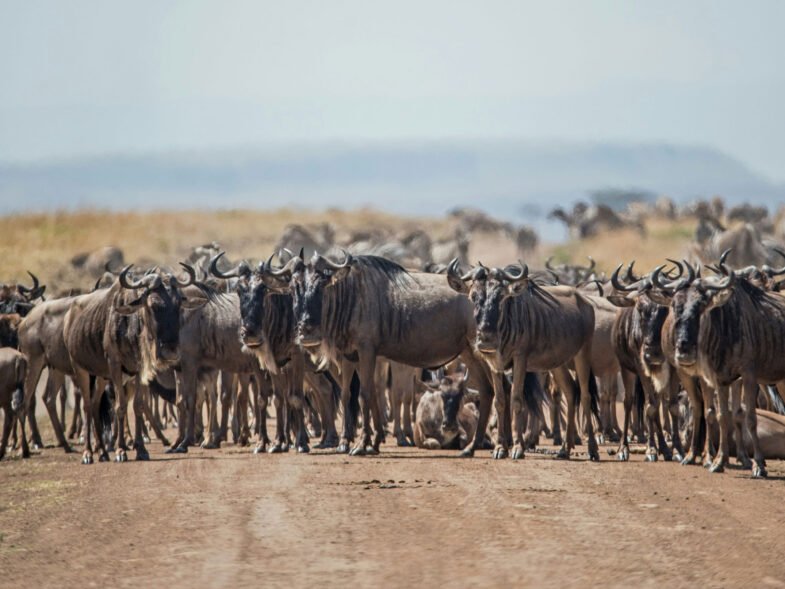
<box><xmin>0</xmin><ymin>208</ymin><xmax>698</xmax><ymax>293</ymax></box>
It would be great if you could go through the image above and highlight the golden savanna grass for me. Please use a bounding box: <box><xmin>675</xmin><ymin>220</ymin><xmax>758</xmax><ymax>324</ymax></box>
<box><xmin>0</xmin><ymin>208</ymin><xmax>697</xmax><ymax>292</ymax></box>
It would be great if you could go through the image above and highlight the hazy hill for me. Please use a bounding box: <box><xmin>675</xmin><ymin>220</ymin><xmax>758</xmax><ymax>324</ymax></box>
<box><xmin>1</xmin><ymin>140</ymin><xmax>781</xmax><ymax>238</ymax></box>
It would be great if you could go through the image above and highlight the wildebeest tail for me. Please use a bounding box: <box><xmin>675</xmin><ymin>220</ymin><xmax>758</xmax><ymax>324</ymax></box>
<box><xmin>588</xmin><ymin>370</ymin><xmax>600</xmax><ymax>423</ymax></box>
<box><xmin>634</xmin><ymin>376</ymin><xmax>645</xmax><ymax>427</ymax></box>
<box><xmin>765</xmin><ymin>385</ymin><xmax>785</xmax><ymax>415</ymax></box>
<box><xmin>523</xmin><ymin>372</ymin><xmax>547</xmax><ymax>422</ymax></box>
<box><xmin>149</xmin><ymin>377</ymin><xmax>177</xmax><ymax>404</ymax></box>
<box><xmin>99</xmin><ymin>382</ymin><xmax>116</xmax><ymax>449</ymax></box>
<box><xmin>10</xmin><ymin>355</ymin><xmax>27</xmax><ymax>412</ymax></box>
<box><xmin>346</xmin><ymin>370</ymin><xmax>361</xmax><ymax>434</ymax></box>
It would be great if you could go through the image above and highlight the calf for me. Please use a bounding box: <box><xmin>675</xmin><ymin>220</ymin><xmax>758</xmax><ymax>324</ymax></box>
<box><xmin>0</xmin><ymin>348</ymin><xmax>27</xmax><ymax>460</ymax></box>
<box><xmin>414</xmin><ymin>370</ymin><xmax>478</xmax><ymax>450</ymax></box>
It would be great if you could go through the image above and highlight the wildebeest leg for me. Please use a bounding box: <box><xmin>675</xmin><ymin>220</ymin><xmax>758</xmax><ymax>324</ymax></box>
<box><xmin>702</xmin><ymin>385</ymin><xmax>717</xmax><ymax>467</ymax></box>
<box><xmin>268</xmin><ymin>374</ymin><xmax>288</xmax><ymax>453</ymax></box>
<box><xmin>550</xmin><ymin>381</ymin><xmax>563</xmax><ymax>446</ymax></box>
<box><xmin>616</xmin><ymin>369</ymin><xmax>635</xmax><ymax>461</ymax></box>
<box><xmin>680</xmin><ymin>375</ymin><xmax>704</xmax><ymax>465</ymax></box>
<box><xmin>742</xmin><ymin>374</ymin><xmax>767</xmax><ymax>478</ymax></box>
<box><xmin>71</xmin><ymin>370</ymin><xmax>96</xmax><ymax>463</ymax></box>
<box><xmin>731</xmin><ymin>380</ymin><xmax>751</xmax><ymax>469</ymax></box>
<box><xmin>219</xmin><ymin>371</ymin><xmax>233</xmax><ymax>443</ymax></box>
<box><xmin>666</xmin><ymin>375</ymin><xmax>684</xmax><ymax>462</ymax></box>
<box><xmin>253</xmin><ymin>370</ymin><xmax>272</xmax><ymax>453</ymax></box>
<box><xmin>18</xmin><ymin>354</ymin><xmax>49</xmax><ymax>458</ymax></box>
<box><xmin>489</xmin><ymin>370</ymin><xmax>509</xmax><ymax>459</ymax></box>
<box><xmin>403</xmin><ymin>381</ymin><xmax>415</xmax><ymax>446</ymax></box>
<box><xmin>168</xmin><ymin>368</ymin><xmax>195</xmax><ymax>453</ymax></box>
<box><xmin>709</xmin><ymin>384</ymin><xmax>731</xmax><ymax>473</ymax></box>
<box><xmin>43</xmin><ymin>369</ymin><xmax>73</xmax><ymax>451</ymax></box>
<box><xmin>337</xmin><ymin>363</ymin><xmax>358</xmax><ymax>454</ymax></box>
<box><xmin>130</xmin><ymin>381</ymin><xmax>150</xmax><ymax>460</ymax></box>
<box><xmin>641</xmin><ymin>377</ymin><xmax>670</xmax><ymax>462</ymax></box>
<box><xmin>0</xmin><ymin>405</ymin><xmax>12</xmax><ymax>460</ymax></box>
<box><xmin>139</xmin><ymin>385</ymin><xmax>169</xmax><ymax>447</ymax></box>
<box><xmin>236</xmin><ymin>374</ymin><xmax>251</xmax><ymax>447</ymax></box>
<box><xmin>26</xmin><ymin>391</ymin><xmax>45</xmax><ymax>450</ymax></box>
<box><xmin>510</xmin><ymin>356</ymin><xmax>528</xmax><ymax>460</ymax></box>
<box><xmin>201</xmin><ymin>374</ymin><xmax>221</xmax><ymax>449</ymax></box>
<box><xmin>350</xmin><ymin>351</ymin><xmax>379</xmax><ymax>456</ymax></box>
<box><xmin>69</xmin><ymin>387</ymin><xmax>83</xmax><ymax>440</ymax></box>
<box><xmin>574</xmin><ymin>352</ymin><xmax>600</xmax><ymax>461</ymax></box>
<box><xmin>306</xmin><ymin>372</ymin><xmax>338</xmax><ymax>448</ymax></box>
<box><xmin>552</xmin><ymin>367</ymin><xmax>577</xmax><ymax>459</ymax></box>
<box><xmin>110</xmin><ymin>370</ymin><xmax>131</xmax><ymax>462</ymax></box>
<box><xmin>461</xmin><ymin>352</ymin><xmax>494</xmax><ymax>457</ymax></box>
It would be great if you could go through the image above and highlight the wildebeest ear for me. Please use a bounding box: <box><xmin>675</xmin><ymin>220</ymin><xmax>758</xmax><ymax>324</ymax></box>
<box><xmin>506</xmin><ymin>280</ymin><xmax>528</xmax><ymax>297</ymax></box>
<box><xmin>181</xmin><ymin>296</ymin><xmax>209</xmax><ymax>310</ymax></box>
<box><xmin>705</xmin><ymin>288</ymin><xmax>734</xmax><ymax>312</ymax></box>
<box><xmin>114</xmin><ymin>295</ymin><xmax>146</xmax><ymax>315</ymax></box>
<box><xmin>646</xmin><ymin>290</ymin><xmax>672</xmax><ymax>306</ymax></box>
<box><xmin>328</xmin><ymin>265</ymin><xmax>352</xmax><ymax>284</ymax></box>
<box><xmin>259</xmin><ymin>273</ymin><xmax>290</xmax><ymax>293</ymax></box>
<box><xmin>447</xmin><ymin>273</ymin><xmax>469</xmax><ymax>294</ymax></box>
<box><xmin>606</xmin><ymin>294</ymin><xmax>636</xmax><ymax>308</ymax></box>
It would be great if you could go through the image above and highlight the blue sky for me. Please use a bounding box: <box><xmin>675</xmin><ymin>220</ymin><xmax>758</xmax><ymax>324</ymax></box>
<box><xmin>1</xmin><ymin>1</ymin><xmax>783</xmax><ymax>181</ymax></box>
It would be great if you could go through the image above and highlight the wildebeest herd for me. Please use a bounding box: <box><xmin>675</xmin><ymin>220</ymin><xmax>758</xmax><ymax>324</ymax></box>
<box><xmin>4</xmin><ymin>199</ymin><xmax>785</xmax><ymax>482</ymax></box>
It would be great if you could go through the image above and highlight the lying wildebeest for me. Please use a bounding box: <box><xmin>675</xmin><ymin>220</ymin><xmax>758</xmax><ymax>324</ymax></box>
<box><xmin>209</xmin><ymin>253</ymin><xmax>339</xmax><ymax>453</ymax></box>
<box><xmin>263</xmin><ymin>252</ymin><xmax>495</xmax><ymax>457</ymax></box>
<box><xmin>651</xmin><ymin>257</ymin><xmax>785</xmax><ymax>477</ymax></box>
<box><xmin>447</xmin><ymin>260</ymin><xmax>600</xmax><ymax>461</ymax></box>
<box><xmin>414</xmin><ymin>369</ymin><xmax>478</xmax><ymax>450</ymax></box>
<box><xmin>0</xmin><ymin>347</ymin><xmax>27</xmax><ymax>460</ymax></box>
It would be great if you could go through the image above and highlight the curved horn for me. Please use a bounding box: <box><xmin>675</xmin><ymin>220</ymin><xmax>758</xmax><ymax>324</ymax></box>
<box><xmin>703</xmin><ymin>267</ymin><xmax>735</xmax><ymax>292</ymax></box>
<box><xmin>320</xmin><ymin>249</ymin><xmax>352</xmax><ymax>271</ymax></box>
<box><xmin>766</xmin><ymin>248</ymin><xmax>785</xmax><ymax>277</ymax></box>
<box><xmin>665</xmin><ymin>259</ymin><xmax>684</xmax><ymax>279</ymax></box>
<box><xmin>586</xmin><ymin>256</ymin><xmax>596</xmax><ymax>271</ymax></box>
<box><xmin>462</xmin><ymin>366</ymin><xmax>470</xmax><ymax>383</ymax></box>
<box><xmin>718</xmin><ymin>248</ymin><xmax>732</xmax><ymax>270</ymax></box>
<box><xmin>651</xmin><ymin>264</ymin><xmax>675</xmax><ymax>294</ymax></box>
<box><xmin>624</xmin><ymin>261</ymin><xmax>640</xmax><ymax>283</ymax></box>
<box><xmin>119</xmin><ymin>264</ymin><xmax>148</xmax><ymax>290</ymax></box>
<box><xmin>175</xmin><ymin>263</ymin><xmax>197</xmax><ymax>287</ymax></box>
<box><xmin>266</xmin><ymin>256</ymin><xmax>301</xmax><ymax>278</ymax></box>
<box><xmin>447</xmin><ymin>258</ymin><xmax>474</xmax><ymax>282</ymax></box>
<box><xmin>499</xmin><ymin>262</ymin><xmax>528</xmax><ymax>282</ymax></box>
<box><xmin>545</xmin><ymin>256</ymin><xmax>556</xmax><ymax>271</ymax></box>
<box><xmin>611</xmin><ymin>264</ymin><xmax>637</xmax><ymax>292</ymax></box>
<box><xmin>17</xmin><ymin>271</ymin><xmax>40</xmax><ymax>295</ymax></box>
<box><xmin>209</xmin><ymin>252</ymin><xmax>249</xmax><ymax>279</ymax></box>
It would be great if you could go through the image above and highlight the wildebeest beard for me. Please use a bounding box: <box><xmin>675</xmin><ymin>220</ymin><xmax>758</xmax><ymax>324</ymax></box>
<box><xmin>138</xmin><ymin>316</ymin><xmax>179</xmax><ymax>384</ymax></box>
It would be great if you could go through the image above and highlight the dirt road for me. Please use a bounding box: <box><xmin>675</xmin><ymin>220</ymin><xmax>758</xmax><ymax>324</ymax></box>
<box><xmin>3</xmin><ymin>435</ymin><xmax>785</xmax><ymax>589</ymax></box>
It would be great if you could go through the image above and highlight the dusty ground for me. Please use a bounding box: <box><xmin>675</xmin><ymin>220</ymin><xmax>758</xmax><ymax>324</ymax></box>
<box><xmin>3</xmin><ymin>424</ymin><xmax>785</xmax><ymax>589</ymax></box>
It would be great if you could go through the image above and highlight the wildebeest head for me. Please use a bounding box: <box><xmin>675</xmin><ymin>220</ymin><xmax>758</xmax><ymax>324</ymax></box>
<box><xmin>115</xmin><ymin>264</ymin><xmax>207</xmax><ymax>362</ymax></box>
<box><xmin>423</xmin><ymin>368</ymin><xmax>470</xmax><ymax>434</ymax></box>
<box><xmin>607</xmin><ymin>261</ymin><xmax>673</xmax><ymax>368</ymax></box>
<box><xmin>261</xmin><ymin>250</ymin><xmax>352</xmax><ymax>349</ymax></box>
<box><xmin>209</xmin><ymin>252</ymin><xmax>273</xmax><ymax>349</ymax></box>
<box><xmin>0</xmin><ymin>272</ymin><xmax>45</xmax><ymax>317</ymax></box>
<box><xmin>447</xmin><ymin>258</ymin><xmax>528</xmax><ymax>353</ymax></box>
<box><xmin>650</xmin><ymin>257</ymin><xmax>735</xmax><ymax>367</ymax></box>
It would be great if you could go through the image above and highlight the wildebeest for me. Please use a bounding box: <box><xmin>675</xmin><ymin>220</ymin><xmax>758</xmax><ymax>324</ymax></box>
<box><xmin>447</xmin><ymin>260</ymin><xmax>599</xmax><ymax>461</ymax></box>
<box><xmin>62</xmin><ymin>267</ymin><xmax>201</xmax><ymax>463</ymax></box>
<box><xmin>0</xmin><ymin>272</ymin><xmax>46</xmax><ymax>316</ymax></box>
<box><xmin>262</xmin><ymin>251</ymin><xmax>495</xmax><ymax>457</ymax></box>
<box><xmin>607</xmin><ymin>262</ymin><xmax>682</xmax><ymax>462</ymax></box>
<box><xmin>209</xmin><ymin>253</ymin><xmax>339</xmax><ymax>453</ymax></box>
<box><xmin>0</xmin><ymin>348</ymin><xmax>27</xmax><ymax>460</ymax></box>
<box><xmin>414</xmin><ymin>369</ymin><xmax>478</xmax><ymax>450</ymax></box>
<box><xmin>651</xmin><ymin>257</ymin><xmax>785</xmax><ymax>477</ymax></box>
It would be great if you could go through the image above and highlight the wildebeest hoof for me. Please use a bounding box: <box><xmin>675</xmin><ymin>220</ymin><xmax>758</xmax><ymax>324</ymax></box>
<box><xmin>589</xmin><ymin>449</ymin><xmax>600</xmax><ymax>462</ymax></box>
<box><xmin>136</xmin><ymin>448</ymin><xmax>150</xmax><ymax>461</ymax></box>
<box><xmin>336</xmin><ymin>443</ymin><xmax>350</xmax><ymax>454</ymax></box>
<box><xmin>645</xmin><ymin>453</ymin><xmax>658</xmax><ymax>463</ymax></box>
<box><xmin>253</xmin><ymin>444</ymin><xmax>267</xmax><ymax>454</ymax></box>
<box><xmin>63</xmin><ymin>444</ymin><xmax>75</xmax><ymax>454</ymax></box>
<box><xmin>511</xmin><ymin>445</ymin><xmax>525</xmax><ymax>460</ymax></box>
<box><xmin>366</xmin><ymin>446</ymin><xmax>380</xmax><ymax>456</ymax></box>
<box><xmin>349</xmin><ymin>445</ymin><xmax>366</xmax><ymax>456</ymax></box>
<box><xmin>555</xmin><ymin>448</ymin><xmax>570</xmax><ymax>460</ymax></box>
<box><xmin>596</xmin><ymin>433</ymin><xmax>605</xmax><ymax>445</ymax></box>
<box><xmin>752</xmin><ymin>464</ymin><xmax>768</xmax><ymax>478</ymax></box>
<box><xmin>201</xmin><ymin>440</ymin><xmax>220</xmax><ymax>450</ymax></box>
<box><xmin>492</xmin><ymin>446</ymin><xmax>508</xmax><ymax>460</ymax></box>
<box><xmin>616</xmin><ymin>447</ymin><xmax>629</xmax><ymax>462</ymax></box>
<box><xmin>82</xmin><ymin>452</ymin><xmax>93</xmax><ymax>465</ymax></box>
<box><xmin>460</xmin><ymin>447</ymin><xmax>475</xmax><ymax>458</ymax></box>
<box><xmin>167</xmin><ymin>445</ymin><xmax>188</xmax><ymax>454</ymax></box>
<box><xmin>709</xmin><ymin>461</ymin><xmax>724</xmax><ymax>473</ymax></box>
<box><xmin>297</xmin><ymin>445</ymin><xmax>310</xmax><ymax>454</ymax></box>
<box><xmin>31</xmin><ymin>442</ymin><xmax>42</xmax><ymax>450</ymax></box>
<box><xmin>115</xmin><ymin>450</ymin><xmax>128</xmax><ymax>463</ymax></box>
<box><xmin>672</xmin><ymin>452</ymin><xmax>683</xmax><ymax>463</ymax></box>
<box><xmin>268</xmin><ymin>444</ymin><xmax>284</xmax><ymax>454</ymax></box>
<box><xmin>680</xmin><ymin>453</ymin><xmax>696</xmax><ymax>466</ymax></box>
